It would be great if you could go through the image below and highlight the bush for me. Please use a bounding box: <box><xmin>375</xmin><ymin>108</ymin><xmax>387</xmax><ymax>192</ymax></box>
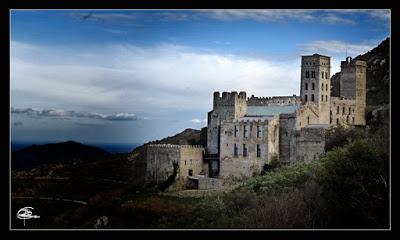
<box><xmin>318</xmin><ymin>139</ymin><xmax>389</xmax><ymax>228</ymax></box>
<box><xmin>325</xmin><ymin>125</ymin><xmax>366</xmax><ymax>151</ymax></box>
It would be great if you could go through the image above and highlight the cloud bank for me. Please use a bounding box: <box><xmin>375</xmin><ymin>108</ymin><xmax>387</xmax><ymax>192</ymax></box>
<box><xmin>11</xmin><ymin>107</ymin><xmax>138</xmax><ymax>121</ymax></box>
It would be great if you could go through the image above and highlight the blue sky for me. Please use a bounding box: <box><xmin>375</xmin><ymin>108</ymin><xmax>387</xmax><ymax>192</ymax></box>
<box><xmin>10</xmin><ymin>10</ymin><xmax>390</xmax><ymax>145</ymax></box>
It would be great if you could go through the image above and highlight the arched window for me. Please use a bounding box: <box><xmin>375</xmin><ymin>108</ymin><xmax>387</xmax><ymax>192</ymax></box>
<box><xmin>337</xmin><ymin>106</ymin><xmax>339</xmax><ymax>114</ymax></box>
<box><xmin>305</xmin><ymin>83</ymin><xmax>308</xmax><ymax>90</ymax></box>
<box><xmin>321</xmin><ymin>71</ymin><xmax>324</xmax><ymax>78</ymax></box>
<box><xmin>312</xmin><ymin>83</ymin><xmax>315</xmax><ymax>90</ymax></box>
<box><xmin>321</xmin><ymin>94</ymin><xmax>323</xmax><ymax>101</ymax></box>
<box><xmin>305</xmin><ymin>95</ymin><xmax>308</xmax><ymax>102</ymax></box>
<box><xmin>349</xmin><ymin>107</ymin><xmax>351</xmax><ymax>114</ymax></box>
<box><xmin>311</xmin><ymin>94</ymin><xmax>315</xmax><ymax>102</ymax></box>
<box><xmin>305</xmin><ymin>71</ymin><xmax>310</xmax><ymax>78</ymax></box>
<box><xmin>326</xmin><ymin>84</ymin><xmax>328</xmax><ymax>91</ymax></box>
<box><xmin>321</xmin><ymin>83</ymin><xmax>324</xmax><ymax>90</ymax></box>
<box><xmin>342</xmin><ymin>106</ymin><xmax>345</xmax><ymax>115</ymax></box>
<box><xmin>336</xmin><ymin>118</ymin><xmax>339</xmax><ymax>124</ymax></box>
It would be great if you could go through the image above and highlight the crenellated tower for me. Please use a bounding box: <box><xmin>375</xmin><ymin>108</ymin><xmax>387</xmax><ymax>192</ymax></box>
<box><xmin>207</xmin><ymin>91</ymin><xmax>247</xmax><ymax>154</ymax></box>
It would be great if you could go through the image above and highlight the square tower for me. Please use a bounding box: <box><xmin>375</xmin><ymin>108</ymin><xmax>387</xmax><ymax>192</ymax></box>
<box><xmin>340</xmin><ymin>57</ymin><xmax>367</xmax><ymax>125</ymax></box>
<box><xmin>300</xmin><ymin>54</ymin><xmax>331</xmax><ymax>124</ymax></box>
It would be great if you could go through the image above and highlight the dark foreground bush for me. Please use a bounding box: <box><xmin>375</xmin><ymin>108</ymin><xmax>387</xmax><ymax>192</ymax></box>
<box><xmin>318</xmin><ymin>139</ymin><xmax>389</xmax><ymax>228</ymax></box>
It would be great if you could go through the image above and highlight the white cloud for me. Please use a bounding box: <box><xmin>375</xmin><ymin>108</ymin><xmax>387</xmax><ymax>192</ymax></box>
<box><xmin>191</xmin><ymin>118</ymin><xmax>207</xmax><ymax>123</ymax></box>
<box><xmin>11</xmin><ymin>41</ymin><xmax>301</xmax><ymax>117</ymax></box>
<box><xmin>298</xmin><ymin>40</ymin><xmax>377</xmax><ymax>57</ymax></box>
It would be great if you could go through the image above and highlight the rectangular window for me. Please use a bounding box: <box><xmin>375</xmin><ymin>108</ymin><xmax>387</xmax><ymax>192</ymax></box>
<box><xmin>243</xmin><ymin>144</ymin><xmax>248</xmax><ymax>157</ymax></box>
<box><xmin>257</xmin><ymin>125</ymin><xmax>261</xmax><ymax>138</ymax></box>
<box><xmin>243</xmin><ymin>125</ymin><xmax>248</xmax><ymax>138</ymax></box>
<box><xmin>311</xmin><ymin>71</ymin><xmax>315</xmax><ymax>78</ymax></box>
<box><xmin>234</xmin><ymin>125</ymin><xmax>238</xmax><ymax>137</ymax></box>
<box><xmin>234</xmin><ymin>144</ymin><xmax>238</xmax><ymax>156</ymax></box>
<box><xmin>256</xmin><ymin>144</ymin><xmax>261</xmax><ymax>158</ymax></box>
<box><xmin>321</xmin><ymin>71</ymin><xmax>324</xmax><ymax>78</ymax></box>
<box><xmin>305</xmin><ymin>71</ymin><xmax>309</xmax><ymax>78</ymax></box>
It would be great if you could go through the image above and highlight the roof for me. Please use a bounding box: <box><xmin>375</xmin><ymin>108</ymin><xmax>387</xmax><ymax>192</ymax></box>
<box><xmin>235</xmin><ymin>116</ymin><xmax>274</xmax><ymax>122</ymax></box>
<box><xmin>246</xmin><ymin>105</ymin><xmax>299</xmax><ymax>116</ymax></box>
<box><xmin>304</xmin><ymin>124</ymin><xmax>332</xmax><ymax>129</ymax></box>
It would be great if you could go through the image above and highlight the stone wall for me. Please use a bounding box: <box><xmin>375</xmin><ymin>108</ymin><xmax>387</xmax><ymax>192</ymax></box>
<box><xmin>218</xmin><ymin>115</ymin><xmax>279</xmax><ymax>179</ymax></box>
<box><xmin>279</xmin><ymin>113</ymin><xmax>297</xmax><ymax>164</ymax></box>
<box><xmin>296</xmin><ymin>126</ymin><xmax>327</xmax><ymax>163</ymax></box>
<box><xmin>145</xmin><ymin>144</ymin><xmax>205</xmax><ymax>186</ymax></box>
<box><xmin>330</xmin><ymin>97</ymin><xmax>356</xmax><ymax>126</ymax></box>
<box><xmin>247</xmin><ymin>95</ymin><xmax>301</xmax><ymax>106</ymax></box>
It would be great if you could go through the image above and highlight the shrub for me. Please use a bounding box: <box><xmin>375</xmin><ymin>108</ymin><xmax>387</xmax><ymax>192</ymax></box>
<box><xmin>317</xmin><ymin>139</ymin><xmax>389</xmax><ymax>228</ymax></box>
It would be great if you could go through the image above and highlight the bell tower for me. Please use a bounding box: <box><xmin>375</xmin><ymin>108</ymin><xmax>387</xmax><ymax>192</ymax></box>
<box><xmin>300</xmin><ymin>54</ymin><xmax>331</xmax><ymax>124</ymax></box>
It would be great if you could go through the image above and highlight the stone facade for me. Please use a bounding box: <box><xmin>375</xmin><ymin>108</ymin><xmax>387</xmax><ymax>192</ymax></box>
<box><xmin>146</xmin><ymin>144</ymin><xmax>205</xmax><ymax>186</ymax></box>
<box><xmin>145</xmin><ymin>54</ymin><xmax>367</xmax><ymax>188</ymax></box>
<box><xmin>219</xmin><ymin>115</ymin><xmax>280</xmax><ymax>178</ymax></box>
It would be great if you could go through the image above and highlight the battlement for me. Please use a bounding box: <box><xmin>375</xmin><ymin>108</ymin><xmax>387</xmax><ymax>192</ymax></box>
<box><xmin>213</xmin><ymin>91</ymin><xmax>247</xmax><ymax>107</ymax></box>
<box><xmin>247</xmin><ymin>95</ymin><xmax>301</xmax><ymax>106</ymax></box>
<box><xmin>147</xmin><ymin>144</ymin><xmax>204</xmax><ymax>149</ymax></box>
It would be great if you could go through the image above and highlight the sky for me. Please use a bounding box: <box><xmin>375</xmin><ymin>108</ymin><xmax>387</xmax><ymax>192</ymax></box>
<box><xmin>10</xmin><ymin>9</ymin><xmax>390</xmax><ymax>145</ymax></box>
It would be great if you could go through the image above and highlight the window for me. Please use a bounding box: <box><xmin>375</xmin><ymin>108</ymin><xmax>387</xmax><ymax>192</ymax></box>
<box><xmin>325</xmin><ymin>72</ymin><xmax>328</xmax><ymax>79</ymax></box>
<box><xmin>190</xmin><ymin>159</ymin><xmax>192</xmax><ymax>165</ymax></box>
<box><xmin>336</xmin><ymin>118</ymin><xmax>339</xmax><ymax>124</ymax></box>
<box><xmin>257</xmin><ymin>125</ymin><xmax>261</xmax><ymax>138</ymax></box>
<box><xmin>305</xmin><ymin>83</ymin><xmax>308</xmax><ymax>90</ymax></box>
<box><xmin>321</xmin><ymin>83</ymin><xmax>324</xmax><ymax>90</ymax></box>
<box><xmin>349</xmin><ymin>107</ymin><xmax>351</xmax><ymax>114</ymax></box>
<box><xmin>330</xmin><ymin>111</ymin><xmax>332</xmax><ymax>124</ymax></box>
<box><xmin>234</xmin><ymin>144</ymin><xmax>238</xmax><ymax>156</ymax></box>
<box><xmin>234</xmin><ymin>125</ymin><xmax>238</xmax><ymax>137</ymax></box>
<box><xmin>311</xmin><ymin>71</ymin><xmax>315</xmax><ymax>78</ymax></box>
<box><xmin>243</xmin><ymin>144</ymin><xmax>248</xmax><ymax>157</ymax></box>
<box><xmin>305</xmin><ymin>94</ymin><xmax>308</xmax><ymax>102</ymax></box>
<box><xmin>311</xmin><ymin>94</ymin><xmax>315</xmax><ymax>102</ymax></box>
<box><xmin>346</xmin><ymin>116</ymin><xmax>349</xmax><ymax>124</ymax></box>
<box><xmin>243</xmin><ymin>125</ymin><xmax>248</xmax><ymax>138</ymax></box>
<box><xmin>307</xmin><ymin>116</ymin><xmax>310</xmax><ymax>124</ymax></box>
<box><xmin>184</xmin><ymin>160</ymin><xmax>186</xmax><ymax>165</ymax></box>
<box><xmin>256</xmin><ymin>144</ymin><xmax>261</xmax><ymax>158</ymax></box>
<box><xmin>305</xmin><ymin>71</ymin><xmax>310</xmax><ymax>78</ymax></box>
<box><xmin>326</xmin><ymin>84</ymin><xmax>328</xmax><ymax>91</ymax></box>
<box><xmin>321</xmin><ymin>71</ymin><xmax>324</xmax><ymax>78</ymax></box>
<box><xmin>337</xmin><ymin>106</ymin><xmax>339</xmax><ymax>114</ymax></box>
<box><xmin>342</xmin><ymin>107</ymin><xmax>345</xmax><ymax>115</ymax></box>
<box><xmin>321</xmin><ymin>94</ymin><xmax>323</xmax><ymax>101</ymax></box>
<box><xmin>188</xmin><ymin>169</ymin><xmax>193</xmax><ymax>176</ymax></box>
<box><xmin>312</xmin><ymin>83</ymin><xmax>315</xmax><ymax>90</ymax></box>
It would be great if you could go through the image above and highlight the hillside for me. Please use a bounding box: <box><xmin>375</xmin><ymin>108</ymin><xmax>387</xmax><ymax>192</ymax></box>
<box><xmin>331</xmin><ymin>37</ymin><xmax>390</xmax><ymax>106</ymax></box>
<box><xmin>11</xmin><ymin>141</ymin><xmax>110</xmax><ymax>170</ymax></box>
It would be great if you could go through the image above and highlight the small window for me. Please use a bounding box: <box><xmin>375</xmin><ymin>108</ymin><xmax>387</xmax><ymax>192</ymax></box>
<box><xmin>305</xmin><ymin>83</ymin><xmax>308</xmax><ymax>90</ymax></box>
<box><xmin>234</xmin><ymin>144</ymin><xmax>238</xmax><ymax>156</ymax></box>
<box><xmin>305</xmin><ymin>94</ymin><xmax>308</xmax><ymax>102</ymax></box>
<box><xmin>336</xmin><ymin>118</ymin><xmax>339</xmax><ymax>124</ymax></box>
<box><xmin>188</xmin><ymin>169</ymin><xmax>193</xmax><ymax>176</ymax></box>
<box><xmin>326</xmin><ymin>84</ymin><xmax>328</xmax><ymax>91</ymax></box>
<box><xmin>337</xmin><ymin>106</ymin><xmax>339</xmax><ymax>114</ymax></box>
<box><xmin>257</xmin><ymin>125</ymin><xmax>261</xmax><ymax>138</ymax></box>
<box><xmin>348</xmin><ymin>107</ymin><xmax>351</xmax><ymax>114</ymax></box>
<box><xmin>312</xmin><ymin>71</ymin><xmax>316</xmax><ymax>78</ymax></box>
<box><xmin>342</xmin><ymin>107</ymin><xmax>345</xmax><ymax>115</ymax></box>
<box><xmin>184</xmin><ymin>160</ymin><xmax>186</xmax><ymax>165</ymax></box>
<box><xmin>190</xmin><ymin>159</ymin><xmax>192</xmax><ymax>165</ymax></box>
<box><xmin>346</xmin><ymin>116</ymin><xmax>349</xmax><ymax>124</ymax></box>
<box><xmin>321</xmin><ymin>71</ymin><xmax>324</xmax><ymax>78</ymax></box>
<box><xmin>305</xmin><ymin>71</ymin><xmax>310</xmax><ymax>78</ymax></box>
<box><xmin>243</xmin><ymin>125</ymin><xmax>248</xmax><ymax>138</ymax></box>
<box><xmin>321</xmin><ymin>94</ymin><xmax>323</xmax><ymax>101</ymax></box>
<box><xmin>307</xmin><ymin>116</ymin><xmax>310</xmax><ymax>124</ymax></box>
<box><xmin>243</xmin><ymin>144</ymin><xmax>248</xmax><ymax>157</ymax></box>
<box><xmin>312</xmin><ymin>83</ymin><xmax>315</xmax><ymax>90</ymax></box>
<box><xmin>256</xmin><ymin>144</ymin><xmax>261</xmax><ymax>158</ymax></box>
<box><xmin>234</xmin><ymin>125</ymin><xmax>238</xmax><ymax>137</ymax></box>
<box><xmin>311</xmin><ymin>94</ymin><xmax>315</xmax><ymax>102</ymax></box>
